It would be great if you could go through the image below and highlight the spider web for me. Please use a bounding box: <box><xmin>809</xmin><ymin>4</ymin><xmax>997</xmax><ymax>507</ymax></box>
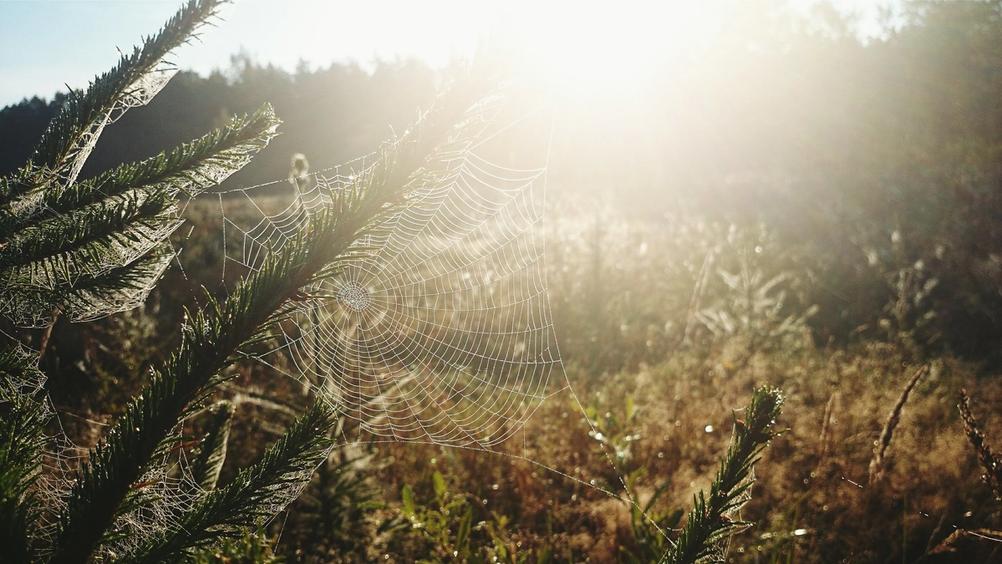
<box><xmin>203</xmin><ymin>102</ymin><xmax>663</xmax><ymax>540</ymax></box>
<box><xmin>215</xmin><ymin>121</ymin><xmax>560</xmax><ymax>449</ymax></box>
<box><xmin>203</xmin><ymin>106</ymin><xmax>669</xmax><ymax>548</ymax></box>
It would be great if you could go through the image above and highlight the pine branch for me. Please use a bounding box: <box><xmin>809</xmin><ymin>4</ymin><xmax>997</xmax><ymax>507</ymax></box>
<box><xmin>189</xmin><ymin>401</ymin><xmax>234</xmax><ymax>492</ymax></box>
<box><xmin>131</xmin><ymin>401</ymin><xmax>336</xmax><ymax>562</ymax></box>
<box><xmin>2</xmin><ymin>245</ymin><xmax>176</xmax><ymax>327</ymax></box>
<box><xmin>28</xmin><ymin>0</ymin><xmax>226</xmax><ymax>187</ymax></box>
<box><xmin>0</xmin><ymin>187</ymin><xmax>176</xmax><ymax>270</ymax></box>
<box><xmin>0</xmin><ymin>168</ymin><xmax>41</xmax><ymax>211</ymax></box>
<box><xmin>49</xmin><ymin>81</ymin><xmax>490</xmax><ymax>563</ymax></box>
<box><xmin>0</xmin><ymin>214</ymin><xmax>181</xmax><ymax>316</ymax></box>
<box><xmin>665</xmin><ymin>386</ymin><xmax>784</xmax><ymax>564</ymax></box>
<box><xmin>0</xmin><ymin>347</ymin><xmax>50</xmax><ymax>563</ymax></box>
<box><xmin>0</xmin><ymin>105</ymin><xmax>278</xmax><ymax>327</ymax></box>
<box><xmin>0</xmin><ymin>104</ymin><xmax>278</xmax><ymax>239</ymax></box>
<box><xmin>49</xmin><ymin>237</ymin><xmax>311</xmax><ymax>563</ymax></box>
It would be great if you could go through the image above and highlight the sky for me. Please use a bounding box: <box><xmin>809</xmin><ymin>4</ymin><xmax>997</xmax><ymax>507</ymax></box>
<box><xmin>0</xmin><ymin>0</ymin><xmax>902</xmax><ymax>108</ymax></box>
<box><xmin>0</xmin><ymin>0</ymin><xmax>485</xmax><ymax>106</ymax></box>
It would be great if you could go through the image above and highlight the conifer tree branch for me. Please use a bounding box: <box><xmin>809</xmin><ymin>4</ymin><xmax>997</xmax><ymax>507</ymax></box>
<box><xmin>28</xmin><ymin>0</ymin><xmax>226</xmax><ymax>187</ymax></box>
<box><xmin>189</xmin><ymin>401</ymin><xmax>234</xmax><ymax>493</ymax></box>
<box><xmin>131</xmin><ymin>401</ymin><xmax>336</xmax><ymax>563</ymax></box>
<box><xmin>0</xmin><ymin>106</ymin><xmax>278</xmax><ymax>328</ymax></box>
<box><xmin>0</xmin><ymin>104</ymin><xmax>278</xmax><ymax>240</ymax></box>
<box><xmin>0</xmin><ymin>215</ymin><xmax>181</xmax><ymax>322</ymax></box>
<box><xmin>0</xmin><ymin>169</ymin><xmax>41</xmax><ymax>211</ymax></box>
<box><xmin>0</xmin><ymin>188</ymin><xmax>176</xmax><ymax>270</ymax></box>
<box><xmin>0</xmin><ymin>347</ymin><xmax>51</xmax><ymax>562</ymax></box>
<box><xmin>49</xmin><ymin>81</ymin><xmax>489</xmax><ymax>563</ymax></box>
<box><xmin>3</xmin><ymin>245</ymin><xmax>175</xmax><ymax>327</ymax></box>
<box><xmin>664</xmin><ymin>386</ymin><xmax>784</xmax><ymax>564</ymax></box>
<box><xmin>49</xmin><ymin>238</ymin><xmax>311</xmax><ymax>563</ymax></box>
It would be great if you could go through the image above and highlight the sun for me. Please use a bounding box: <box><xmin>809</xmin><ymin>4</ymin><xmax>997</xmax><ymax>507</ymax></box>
<box><xmin>285</xmin><ymin>1</ymin><xmax>722</xmax><ymax>102</ymax></box>
<box><xmin>484</xmin><ymin>1</ymin><xmax>725</xmax><ymax>98</ymax></box>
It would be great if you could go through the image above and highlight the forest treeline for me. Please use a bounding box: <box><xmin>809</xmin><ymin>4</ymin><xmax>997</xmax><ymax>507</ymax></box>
<box><xmin>3</xmin><ymin>0</ymin><xmax>1002</xmax><ymax>367</ymax></box>
<box><xmin>0</xmin><ymin>55</ymin><xmax>439</xmax><ymax>191</ymax></box>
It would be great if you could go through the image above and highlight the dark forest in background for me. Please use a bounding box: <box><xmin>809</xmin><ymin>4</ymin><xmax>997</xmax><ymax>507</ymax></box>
<box><xmin>0</xmin><ymin>56</ymin><xmax>439</xmax><ymax>192</ymax></box>
<box><xmin>2</xmin><ymin>0</ymin><xmax>1001</xmax><ymax>369</ymax></box>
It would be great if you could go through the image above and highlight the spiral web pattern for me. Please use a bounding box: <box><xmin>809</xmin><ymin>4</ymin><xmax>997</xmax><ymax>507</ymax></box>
<box><xmin>219</xmin><ymin>131</ymin><xmax>559</xmax><ymax>448</ymax></box>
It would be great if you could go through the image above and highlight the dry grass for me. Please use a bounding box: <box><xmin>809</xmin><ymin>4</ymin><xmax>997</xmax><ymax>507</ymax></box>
<box><xmin>45</xmin><ymin>198</ymin><xmax>1002</xmax><ymax>561</ymax></box>
<box><xmin>363</xmin><ymin>341</ymin><xmax>1002</xmax><ymax>562</ymax></box>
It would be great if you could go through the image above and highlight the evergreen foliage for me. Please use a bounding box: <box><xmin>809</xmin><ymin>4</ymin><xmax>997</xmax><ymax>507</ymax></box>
<box><xmin>0</xmin><ymin>347</ymin><xmax>51</xmax><ymax>562</ymax></box>
<box><xmin>664</xmin><ymin>386</ymin><xmax>784</xmax><ymax>564</ymax></box>
<box><xmin>0</xmin><ymin>0</ymin><xmax>492</xmax><ymax>560</ymax></box>
<box><xmin>0</xmin><ymin>1</ymin><xmax>797</xmax><ymax>561</ymax></box>
<box><xmin>29</xmin><ymin>0</ymin><xmax>222</xmax><ymax>184</ymax></box>
<box><xmin>130</xmin><ymin>402</ymin><xmax>336</xmax><ymax>562</ymax></box>
<box><xmin>189</xmin><ymin>401</ymin><xmax>235</xmax><ymax>493</ymax></box>
<box><xmin>0</xmin><ymin>0</ymin><xmax>279</xmax><ymax>328</ymax></box>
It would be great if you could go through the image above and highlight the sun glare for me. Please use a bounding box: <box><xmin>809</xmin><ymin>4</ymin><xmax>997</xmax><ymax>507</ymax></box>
<box><xmin>488</xmin><ymin>1</ymin><xmax>724</xmax><ymax>98</ymax></box>
<box><xmin>198</xmin><ymin>1</ymin><xmax>731</xmax><ymax>109</ymax></box>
